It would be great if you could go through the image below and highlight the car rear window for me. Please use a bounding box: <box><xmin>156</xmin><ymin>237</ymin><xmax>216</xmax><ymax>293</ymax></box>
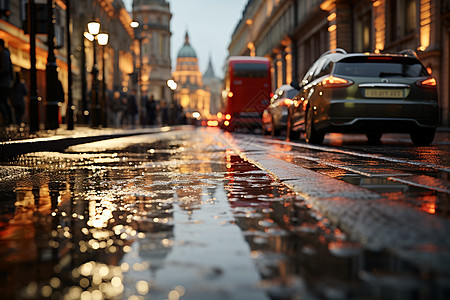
<box><xmin>286</xmin><ymin>89</ymin><xmax>298</xmax><ymax>99</ymax></box>
<box><xmin>334</xmin><ymin>56</ymin><xmax>429</xmax><ymax>77</ymax></box>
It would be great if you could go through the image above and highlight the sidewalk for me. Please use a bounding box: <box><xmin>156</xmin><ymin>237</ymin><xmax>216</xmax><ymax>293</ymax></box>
<box><xmin>0</xmin><ymin>124</ymin><xmax>165</xmax><ymax>160</ymax></box>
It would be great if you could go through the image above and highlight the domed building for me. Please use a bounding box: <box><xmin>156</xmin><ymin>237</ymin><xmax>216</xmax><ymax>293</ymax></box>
<box><xmin>172</xmin><ymin>32</ymin><xmax>211</xmax><ymax>119</ymax></box>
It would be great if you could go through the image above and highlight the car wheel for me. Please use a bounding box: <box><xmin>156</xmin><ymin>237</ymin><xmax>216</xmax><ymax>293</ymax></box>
<box><xmin>288</xmin><ymin>127</ymin><xmax>300</xmax><ymax>141</ymax></box>
<box><xmin>366</xmin><ymin>133</ymin><xmax>382</xmax><ymax>144</ymax></box>
<box><xmin>410</xmin><ymin>128</ymin><xmax>435</xmax><ymax>146</ymax></box>
<box><xmin>262</xmin><ymin>122</ymin><xmax>269</xmax><ymax>135</ymax></box>
<box><xmin>305</xmin><ymin>108</ymin><xmax>324</xmax><ymax>144</ymax></box>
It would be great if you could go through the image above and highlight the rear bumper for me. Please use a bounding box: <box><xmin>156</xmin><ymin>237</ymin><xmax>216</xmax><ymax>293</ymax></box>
<box><xmin>317</xmin><ymin>100</ymin><xmax>439</xmax><ymax>133</ymax></box>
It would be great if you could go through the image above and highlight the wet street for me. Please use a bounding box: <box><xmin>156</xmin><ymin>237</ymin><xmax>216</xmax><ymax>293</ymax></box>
<box><xmin>0</xmin><ymin>127</ymin><xmax>449</xmax><ymax>300</ymax></box>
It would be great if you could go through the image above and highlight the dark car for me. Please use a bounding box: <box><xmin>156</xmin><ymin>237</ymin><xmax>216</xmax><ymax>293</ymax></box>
<box><xmin>262</xmin><ymin>84</ymin><xmax>299</xmax><ymax>137</ymax></box>
<box><xmin>287</xmin><ymin>49</ymin><xmax>439</xmax><ymax>145</ymax></box>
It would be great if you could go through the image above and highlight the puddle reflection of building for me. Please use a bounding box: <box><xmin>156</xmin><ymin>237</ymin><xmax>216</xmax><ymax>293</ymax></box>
<box><xmin>0</xmin><ymin>171</ymin><xmax>66</xmax><ymax>299</ymax></box>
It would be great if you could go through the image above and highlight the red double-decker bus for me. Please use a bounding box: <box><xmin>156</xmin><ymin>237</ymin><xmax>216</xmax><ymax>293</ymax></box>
<box><xmin>220</xmin><ymin>56</ymin><xmax>272</xmax><ymax>131</ymax></box>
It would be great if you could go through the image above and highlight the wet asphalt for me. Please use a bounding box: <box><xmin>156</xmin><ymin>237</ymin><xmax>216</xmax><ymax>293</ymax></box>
<box><xmin>0</xmin><ymin>127</ymin><xmax>449</xmax><ymax>300</ymax></box>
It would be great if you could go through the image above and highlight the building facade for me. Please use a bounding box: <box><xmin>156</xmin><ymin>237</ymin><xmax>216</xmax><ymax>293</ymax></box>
<box><xmin>203</xmin><ymin>56</ymin><xmax>222</xmax><ymax>116</ymax></box>
<box><xmin>229</xmin><ymin>0</ymin><xmax>450</xmax><ymax>126</ymax></box>
<box><xmin>0</xmin><ymin>0</ymin><xmax>136</xmax><ymax>127</ymax></box>
<box><xmin>73</xmin><ymin>0</ymin><xmax>135</xmax><ymax>124</ymax></box>
<box><xmin>132</xmin><ymin>0</ymin><xmax>172</xmax><ymax>105</ymax></box>
<box><xmin>0</xmin><ymin>0</ymin><xmax>69</xmax><ymax>125</ymax></box>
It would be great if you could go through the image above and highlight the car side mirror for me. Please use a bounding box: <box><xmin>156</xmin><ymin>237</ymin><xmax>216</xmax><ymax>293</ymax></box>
<box><xmin>290</xmin><ymin>80</ymin><xmax>300</xmax><ymax>90</ymax></box>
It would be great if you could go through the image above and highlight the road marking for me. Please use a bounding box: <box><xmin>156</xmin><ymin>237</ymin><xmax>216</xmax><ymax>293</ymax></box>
<box><xmin>229</xmin><ymin>134</ymin><xmax>450</xmax><ymax>194</ymax></box>
<box><xmin>260</xmin><ymin>137</ymin><xmax>450</xmax><ymax>173</ymax></box>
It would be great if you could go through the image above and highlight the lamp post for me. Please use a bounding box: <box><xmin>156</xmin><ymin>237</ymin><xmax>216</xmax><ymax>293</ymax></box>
<box><xmin>85</xmin><ymin>20</ymin><xmax>101</xmax><ymax>127</ymax></box>
<box><xmin>167</xmin><ymin>79</ymin><xmax>178</xmax><ymax>125</ymax></box>
<box><xmin>27</xmin><ymin>0</ymin><xmax>40</xmax><ymax>132</ymax></box>
<box><xmin>97</xmin><ymin>32</ymin><xmax>109</xmax><ymax>127</ymax></box>
<box><xmin>45</xmin><ymin>0</ymin><xmax>60</xmax><ymax>130</ymax></box>
<box><xmin>66</xmin><ymin>0</ymin><xmax>74</xmax><ymax>130</ymax></box>
<box><xmin>131</xmin><ymin>21</ymin><xmax>145</xmax><ymax>125</ymax></box>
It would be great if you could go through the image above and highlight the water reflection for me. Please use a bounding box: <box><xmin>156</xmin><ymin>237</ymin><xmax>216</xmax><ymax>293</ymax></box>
<box><xmin>224</xmin><ymin>155</ymin><xmax>449</xmax><ymax>299</ymax></box>
<box><xmin>0</xmin><ymin>132</ymin><xmax>448</xmax><ymax>299</ymax></box>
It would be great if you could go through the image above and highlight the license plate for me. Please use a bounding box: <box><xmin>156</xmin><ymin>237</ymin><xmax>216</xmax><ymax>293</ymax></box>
<box><xmin>365</xmin><ymin>89</ymin><xmax>404</xmax><ymax>98</ymax></box>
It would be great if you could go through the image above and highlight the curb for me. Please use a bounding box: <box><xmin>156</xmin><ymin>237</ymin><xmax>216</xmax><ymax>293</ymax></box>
<box><xmin>0</xmin><ymin>128</ymin><xmax>162</xmax><ymax>160</ymax></box>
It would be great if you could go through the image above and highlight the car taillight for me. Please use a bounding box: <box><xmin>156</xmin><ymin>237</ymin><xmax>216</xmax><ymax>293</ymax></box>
<box><xmin>321</xmin><ymin>75</ymin><xmax>353</xmax><ymax>88</ymax></box>
<box><xmin>228</xmin><ymin>91</ymin><xmax>234</xmax><ymax>98</ymax></box>
<box><xmin>416</xmin><ymin>77</ymin><xmax>437</xmax><ymax>88</ymax></box>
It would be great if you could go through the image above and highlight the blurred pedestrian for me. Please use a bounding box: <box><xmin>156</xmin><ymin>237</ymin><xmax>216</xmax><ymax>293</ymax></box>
<box><xmin>160</xmin><ymin>99</ymin><xmax>169</xmax><ymax>126</ymax></box>
<box><xmin>145</xmin><ymin>94</ymin><xmax>157</xmax><ymax>126</ymax></box>
<box><xmin>120</xmin><ymin>92</ymin><xmax>128</xmax><ymax>126</ymax></box>
<box><xmin>11</xmin><ymin>72</ymin><xmax>28</xmax><ymax>126</ymax></box>
<box><xmin>127</xmin><ymin>89</ymin><xmax>138</xmax><ymax>128</ymax></box>
<box><xmin>0</xmin><ymin>39</ymin><xmax>13</xmax><ymax>126</ymax></box>
<box><xmin>109</xmin><ymin>89</ymin><xmax>122</xmax><ymax>128</ymax></box>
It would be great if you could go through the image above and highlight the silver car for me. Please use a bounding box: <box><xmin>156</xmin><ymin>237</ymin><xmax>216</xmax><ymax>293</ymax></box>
<box><xmin>262</xmin><ymin>85</ymin><xmax>299</xmax><ymax>137</ymax></box>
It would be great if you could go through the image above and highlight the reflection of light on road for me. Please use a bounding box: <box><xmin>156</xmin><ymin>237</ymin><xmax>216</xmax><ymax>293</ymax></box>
<box><xmin>88</xmin><ymin>195</ymin><xmax>116</xmax><ymax>228</ymax></box>
<box><xmin>421</xmin><ymin>195</ymin><xmax>437</xmax><ymax>214</ymax></box>
<box><xmin>70</xmin><ymin>261</ymin><xmax>125</xmax><ymax>299</ymax></box>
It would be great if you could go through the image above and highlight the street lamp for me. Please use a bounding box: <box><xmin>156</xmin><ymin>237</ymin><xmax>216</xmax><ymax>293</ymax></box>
<box><xmin>167</xmin><ymin>79</ymin><xmax>178</xmax><ymax>125</ymax></box>
<box><xmin>85</xmin><ymin>20</ymin><xmax>101</xmax><ymax>127</ymax></box>
<box><xmin>97</xmin><ymin>32</ymin><xmax>109</xmax><ymax>127</ymax></box>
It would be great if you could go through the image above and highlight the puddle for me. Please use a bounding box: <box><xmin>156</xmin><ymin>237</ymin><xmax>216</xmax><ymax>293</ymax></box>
<box><xmin>0</xmin><ymin>132</ymin><xmax>448</xmax><ymax>299</ymax></box>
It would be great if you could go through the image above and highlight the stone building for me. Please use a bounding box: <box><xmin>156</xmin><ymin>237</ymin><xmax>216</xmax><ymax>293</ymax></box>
<box><xmin>203</xmin><ymin>56</ymin><xmax>222</xmax><ymax>116</ymax></box>
<box><xmin>172</xmin><ymin>31</ymin><xmax>211</xmax><ymax>119</ymax></box>
<box><xmin>132</xmin><ymin>0</ymin><xmax>172</xmax><ymax>105</ymax></box>
<box><xmin>0</xmin><ymin>0</ymin><xmax>136</xmax><ymax>126</ymax></box>
<box><xmin>73</xmin><ymin>0</ymin><xmax>135</xmax><ymax>124</ymax></box>
<box><xmin>229</xmin><ymin>0</ymin><xmax>450</xmax><ymax>126</ymax></box>
<box><xmin>0</xmin><ymin>0</ymin><xmax>69</xmax><ymax>125</ymax></box>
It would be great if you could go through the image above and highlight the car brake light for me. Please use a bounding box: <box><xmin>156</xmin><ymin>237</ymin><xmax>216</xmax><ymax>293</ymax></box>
<box><xmin>367</xmin><ymin>56</ymin><xmax>393</xmax><ymax>61</ymax></box>
<box><xmin>228</xmin><ymin>91</ymin><xmax>234</xmax><ymax>98</ymax></box>
<box><xmin>321</xmin><ymin>75</ymin><xmax>353</xmax><ymax>88</ymax></box>
<box><xmin>225</xmin><ymin>114</ymin><xmax>232</xmax><ymax>120</ymax></box>
<box><xmin>416</xmin><ymin>78</ymin><xmax>437</xmax><ymax>88</ymax></box>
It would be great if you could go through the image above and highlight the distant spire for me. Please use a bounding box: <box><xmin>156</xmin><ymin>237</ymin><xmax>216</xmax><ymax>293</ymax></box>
<box><xmin>203</xmin><ymin>55</ymin><xmax>216</xmax><ymax>79</ymax></box>
<box><xmin>184</xmin><ymin>31</ymin><xmax>190</xmax><ymax>45</ymax></box>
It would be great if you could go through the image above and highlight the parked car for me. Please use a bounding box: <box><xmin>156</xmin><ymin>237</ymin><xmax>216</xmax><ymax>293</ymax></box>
<box><xmin>262</xmin><ymin>84</ymin><xmax>299</xmax><ymax>137</ymax></box>
<box><xmin>287</xmin><ymin>49</ymin><xmax>439</xmax><ymax>145</ymax></box>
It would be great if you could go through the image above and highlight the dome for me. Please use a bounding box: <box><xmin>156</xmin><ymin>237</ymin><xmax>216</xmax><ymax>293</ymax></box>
<box><xmin>177</xmin><ymin>32</ymin><xmax>197</xmax><ymax>58</ymax></box>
